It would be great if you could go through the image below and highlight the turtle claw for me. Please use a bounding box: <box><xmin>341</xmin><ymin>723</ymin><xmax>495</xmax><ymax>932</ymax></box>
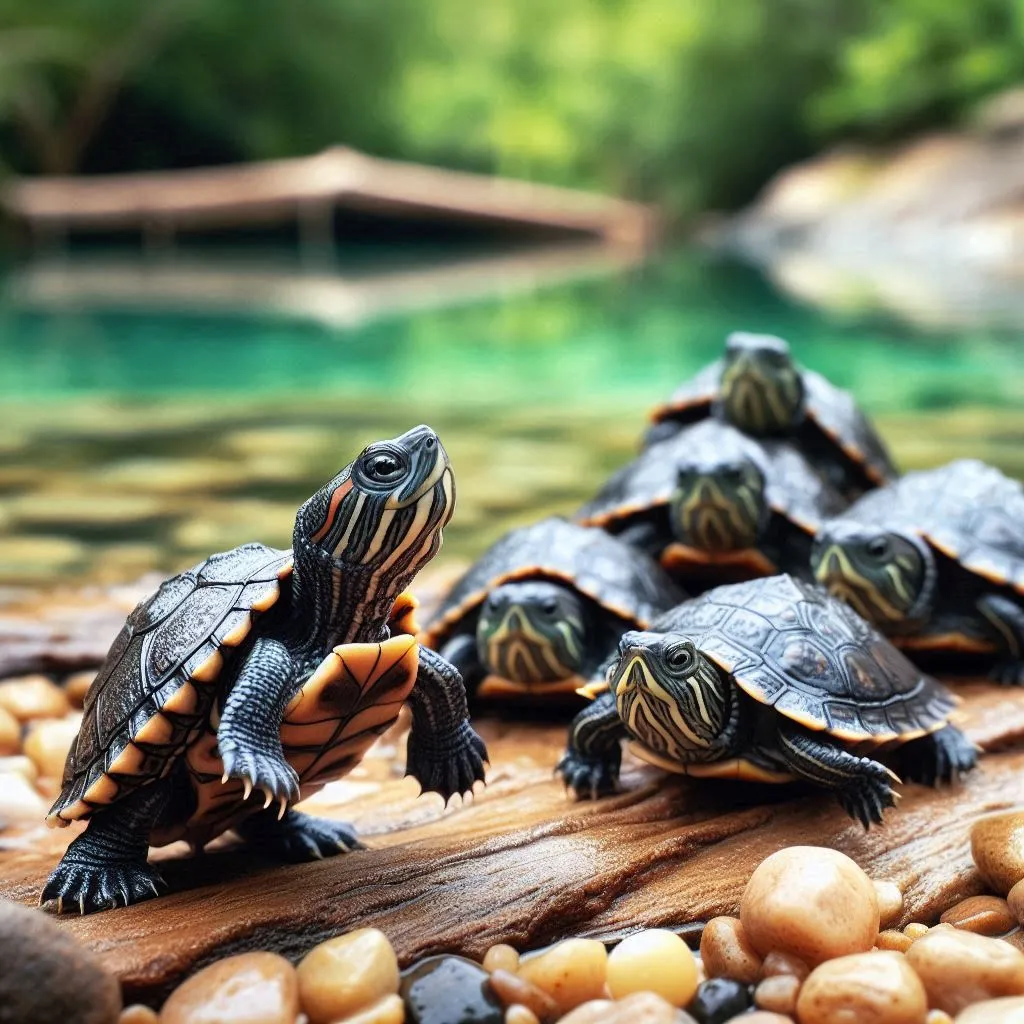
<box><xmin>219</xmin><ymin>742</ymin><xmax>301</xmax><ymax>810</ymax></box>
<box><xmin>238</xmin><ymin>808</ymin><xmax>364</xmax><ymax>862</ymax></box>
<box><xmin>41</xmin><ymin>858</ymin><xmax>167</xmax><ymax>915</ymax></box>
<box><xmin>556</xmin><ymin>751</ymin><xmax>619</xmax><ymax>800</ymax></box>
<box><xmin>406</xmin><ymin>721</ymin><xmax>488</xmax><ymax>803</ymax></box>
<box><xmin>836</xmin><ymin>769</ymin><xmax>897</xmax><ymax>830</ymax></box>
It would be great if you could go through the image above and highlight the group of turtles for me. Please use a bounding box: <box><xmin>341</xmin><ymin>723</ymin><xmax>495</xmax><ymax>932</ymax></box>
<box><xmin>39</xmin><ymin>334</ymin><xmax>1024</xmax><ymax>914</ymax></box>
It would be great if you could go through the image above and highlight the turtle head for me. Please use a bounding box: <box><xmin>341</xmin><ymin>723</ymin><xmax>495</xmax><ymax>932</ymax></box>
<box><xmin>811</xmin><ymin>520</ymin><xmax>936</xmax><ymax>629</ymax></box>
<box><xmin>670</xmin><ymin>451</ymin><xmax>768</xmax><ymax>552</ymax></box>
<box><xmin>720</xmin><ymin>332</ymin><xmax>804</xmax><ymax>435</ymax></box>
<box><xmin>296</xmin><ymin>424</ymin><xmax>454</xmax><ymax>578</ymax></box>
<box><xmin>476</xmin><ymin>581</ymin><xmax>587</xmax><ymax>685</ymax></box>
<box><xmin>611</xmin><ymin>631</ymin><xmax>731</xmax><ymax>760</ymax></box>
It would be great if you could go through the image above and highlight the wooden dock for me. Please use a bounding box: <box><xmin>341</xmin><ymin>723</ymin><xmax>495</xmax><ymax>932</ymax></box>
<box><xmin>0</xmin><ymin>146</ymin><xmax>657</xmax><ymax>249</ymax></box>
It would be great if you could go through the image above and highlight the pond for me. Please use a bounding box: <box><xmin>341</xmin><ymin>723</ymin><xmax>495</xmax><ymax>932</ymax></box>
<box><xmin>0</xmin><ymin>243</ymin><xmax>1022</xmax><ymax>594</ymax></box>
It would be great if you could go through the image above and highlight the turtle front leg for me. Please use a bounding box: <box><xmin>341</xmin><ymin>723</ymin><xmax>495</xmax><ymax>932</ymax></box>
<box><xmin>557</xmin><ymin>689</ymin><xmax>627</xmax><ymax>799</ymax></box>
<box><xmin>405</xmin><ymin>645</ymin><xmax>488</xmax><ymax>802</ymax></box>
<box><xmin>41</xmin><ymin>784</ymin><xmax>169</xmax><ymax>915</ymax></box>
<box><xmin>776</xmin><ymin>721</ymin><xmax>898</xmax><ymax>829</ymax></box>
<box><xmin>439</xmin><ymin>632</ymin><xmax>487</xmax><ymax>699</ymax></box>
<box><xmin>237</xmin><ymin>806</ymin><xmax>364</xmax><ymax>862</ymax></box>
<box><xmin>217</xmin><ymin>637</ymin><xmax>301</xmax><ymax>813</ymax></box>
<box><xmin>978</xmin><ymin>594</ymin><xmax>1024</xmax><ymax>686</ymax></box>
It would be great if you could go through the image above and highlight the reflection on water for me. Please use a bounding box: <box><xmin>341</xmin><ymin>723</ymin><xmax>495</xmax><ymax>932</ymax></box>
<box><xmin>0</xmin><ymin>245</ymin><xmax>1021</xmax><ymax>595</ymax></box>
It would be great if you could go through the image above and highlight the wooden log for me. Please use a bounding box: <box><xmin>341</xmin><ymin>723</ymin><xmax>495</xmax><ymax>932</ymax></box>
<box><xmin>0</xmin><ymin>681</ymin><xmax>1021</xmax><ymax>1005</ymax></box>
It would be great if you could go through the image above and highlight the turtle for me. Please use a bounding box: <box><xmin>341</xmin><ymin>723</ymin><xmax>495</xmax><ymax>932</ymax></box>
<box><xmin>557</xmin><ymin>574</ymin><xmax>975</xmax><ymax>827</ymax></box>
<box><xmin>643</xmin><ymin>332</ymin><xmax>897</xmax><ymax>498</ymax></box>
<box><xmin>41</xmin><ymin>425</ymin><xmax>488</xmax><ymax>915</ymax></box>
<box><xmin>576</xmin><ymin>419</ymin><xmax>847</xmax><ymax>591</ymax></box>
<box><xmin>811</xmin><ymin>459</ymin><xmax>1024</xmax><ymax>685</ymax></box>
<box><xmin>421</xmin><ymin>517</ymin><xmax>686</xmax><ymax>702</ymax></box>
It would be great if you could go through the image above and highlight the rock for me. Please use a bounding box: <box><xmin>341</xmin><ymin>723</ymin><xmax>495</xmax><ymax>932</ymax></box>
<box><xmin>518</xmin><ymin>939</ymin><xmax>608</xmax><ymax>1016</ymax></box>
<box><xmin>753</xmin><ymin>975</ymin><xmax>800</xmax><ymax>1016</ymax></box>
<box><xmin>65</xmin><ymin>671</ymin><xmax>95</xmax><ymax>708</ymax></box>
<box><xmin>556</xmin><ymin>993</ymin><xmax>695</xmax><ymax>1024</ymax></box>
<box><xmin>0</xmin><ymin>674</ymin><xmax>69</xmax><ymax>721</ymax></box>
<box><xmin>875</xmin><ymin>880</ymin><xmax>905</xmax><ymax>929</ymax></box>
<box><xmin>0</xmin><ymin>707</ymin><xmax>20</xmax><ymax>756</ymax></box>
<box><xmin>505</xmin><ymin>1007</ymin><xmax>541</xmax><ymax>1024</ymax></box>
<box><xmin>0</xmin><ymin>771</ymin><xmax>47</xmax><ymax>824</ymax></box>
<box><xmin>699</xmin><ymin>917</ymin><xmax>762</xmax><ymax>985</ymax></box>
<box><xmin>972</xmin><ymin>811</ymin><xmax>1024</xmax><ymax>895</ymax></box>
<box><xmin>0</xmin><ymin>755</ymin><xmax>38</xmax><ymax>782</ymax></box>
<box><xmin>400</xmin><ymin>955</ymin><xmax>502</xmax><ymax>1024</ymax></box>
<box><xmin>24</xmin><ymin>716</ymin><xmax>81</xmax><ymax>780</ymax></box>
<box><xmin>925</xmin><ymin>1012</ymin><xmax>953</xmax><ymax>1024</ymax></box>
<box><xmin>1009</xmin><ymin>881</ymin><xmax>1024</xmax><ymax>926</ymax></box>
<box><xmin>796</xmin><ymin>950</ymin><xmax>926</xmax><ymax>1024</ymax></box>
<box><xmin>159</xmin><ymin>952</ymin><xmax>298</xmax><ymax>1024</ymax></box>
<box><xmin>0</xmin><ymin>898</ymin><xmax>121</xmax><ymax>1024</ymax></box>
<box><xmin>482</xmin><ymin>944</ymin><xmax>520</xmax><ymax>975</ymax></box>
<box><xmin>906</xmin><ymin>926</ymin><xmax>1024</xmax><ymax>1015</ymax></box>
<box><xmin>739</xmin><ymin>846</ymin><xmax>879</xmax><ymax>966</ymax></box>
<box><xmin>297</xmin><ymin>928</ymin><xmax>399</xmax><ymax>1024</ymax></box>
<box><xmin>941</xmin><ymin>896</ymin><xmax>1016</xmax><ymax>936</ymax></box>
<box><xmin>740</xmin><ymin>1015</ymin><xmax>793</xmax><ymax>1024</ymax></box>
<box><xmin>488</xmin><ymin>970</ymin><xmax>558</xmax><ymax>1022</ymax></box>
<box><xmin>119</xmin><ymin>1008</ymin><xmax>159</xmax><ymax>1024</ymax></box>
<box><xmin>955</xmin><ymin>996</ymin><xmax>1024</xmax><ymax>1022</ymax></box>
<box><xmin>877</xmin><ymin>929</ymin><xmax>915</xmax><ymax>953</ymax></box>
<box><xmin>556</xmin><ymin>1003</ymin><xmax>616</xmax><ymax>1024</ymax></box>
<box><xmin>758</xmin><ymin>951</ymin><xmax>808</xmax><ymax>982</ymax></box>
<box><xmin>606</xmin><ymin>929</ymin><xmax>698</xmax><ymax>1007</ymax></box>
<box><xmin>686</xmin><ymin>978</ymin><xmax>752</xmax><ymax>1024</ymax></box>
<box><xmin>338</xmin><ymin>995</ymin><xmax>406</xmax><ymax>1024</ymax></box>
<box><xmin>904</xmin><ymin>923</ymin><xmax>930</xmax><ymax>940</ymax></box>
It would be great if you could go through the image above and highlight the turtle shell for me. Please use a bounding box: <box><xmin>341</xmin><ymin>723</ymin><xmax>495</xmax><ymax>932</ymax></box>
<box><xmin>841</xmin><ymin>459</ymin><xmax>1024</xmax><ymax>593</ymax></box>
<box><xmin>48</xmin><ymin>542</ymin><xmax>293</xmax><ymax>825</ymax></box>
<box><xmin>648</xmin><ymin>358</ymin><xmax>895</xmax><ymax>488</ymax></box>
<box><xmin>422</xmin><ymin>517</ymin><xmax>684</xmax><ymax>649</ymax></box>
<box><xmin>577</xmin><ymin>420</ymin><xmax>846</xmax><ymax>536</ymax></box>
<box><xmin>656</xmin><ymin>574</ymin><xmax>956</xmax><ymax>743</ymax></box>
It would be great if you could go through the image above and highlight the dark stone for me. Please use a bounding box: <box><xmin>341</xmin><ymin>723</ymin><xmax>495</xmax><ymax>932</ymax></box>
<box><xmin>400</xmin><ymin>955</ymin><xmax>503</xmax><ymax>1024</ymax></box>
<box><xmin>687</xmin><ymin>977</ymin><xmax>753</xmax><ymax>1024</ymax></box>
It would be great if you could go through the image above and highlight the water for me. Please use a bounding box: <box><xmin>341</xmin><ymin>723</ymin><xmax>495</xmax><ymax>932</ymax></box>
<box><xmin>1</xmin><ymin>244</ymin><xmax>1021</xmax><ymax>593</ymax></box>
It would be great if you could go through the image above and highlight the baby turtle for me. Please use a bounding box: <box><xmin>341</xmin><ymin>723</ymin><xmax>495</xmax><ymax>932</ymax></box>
<box><xmin>812</xmin><ymin>459</ymin><xmax>1024</xmax><ymax>684</ymax></box>
<box><xmin>42</xmin><ymin>426</ymin><xmax>487</xmax><ymax>914</ymax></box>
<box><xmin>644</xmin><ymin>332</ymin><xmax>896</xmax><ymax>497</ymax></box>
<box><xmin>422</xmin><ymin>517</ymin><xmax>685</xmax><ymax>701</ymax></box>
<box><xmin>577</xmin><ymin>420</ymin><xmax>846</xmax><ymax>591</ymax></box>
<box><xmin>558</xmin><ymin>574</ymin><xmax>974</xmax><ymax>826</ymax></box>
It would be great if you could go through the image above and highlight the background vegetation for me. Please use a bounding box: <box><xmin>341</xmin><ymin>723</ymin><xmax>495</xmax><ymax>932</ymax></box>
<box><xmin>0</xmin><ymin>0</ymin><xmax>1022</xmax><ymax>215</ymax></box>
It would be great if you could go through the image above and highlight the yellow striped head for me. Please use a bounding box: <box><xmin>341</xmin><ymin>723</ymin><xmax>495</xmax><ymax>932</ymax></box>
<box><xmin>612</xmin><ymin>631</ymin><xmax>730</xmax><ymax>762</ymax></box>
<box><xmin>811</xmin><ymin>520</ymin><xmax>934</xmax><ymax>629</ymax></box>
<box><xmin>720</xmin><ymin>333</ymin><xmax>803</xmax><ymax>435</ymax></box>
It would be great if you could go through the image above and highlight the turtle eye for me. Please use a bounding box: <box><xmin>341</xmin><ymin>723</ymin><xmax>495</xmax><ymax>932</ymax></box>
<box><xmin>866</xmin><ymin>537</ymin><xmax>891</xmax><ymax>559</ymax></box>
<box><xmin>666</xmin><ymin>644</ymin><xmax>695</xmax><ymax>674</ymax></box>
<box><xmin>363</xmin><ymin>452</ymin><xmax>405</xmax><ymax>483</ymax></box>
<box><xmin>540</xmin><ymin>597</ymin><xmax>559</xmax><ymax>616</ymax></box>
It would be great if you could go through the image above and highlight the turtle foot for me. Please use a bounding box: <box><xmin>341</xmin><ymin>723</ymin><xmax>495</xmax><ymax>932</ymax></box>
<box><xmin>405</xmin><ymin>720</ymin><xmax>488</xmax><ymax>803</ymax></box>
<box><xmin>40</xmin><ymin>856</ymin><xmax>166</xmax><ymax>915</ymax></box>
<box><xmin>990</xmin><ymin>658</ymin><xmax>1024</xmax><ymax>687</ymax></box>
<box><xmin>238</xmin><ymin>808</ymin><xmax>363</xmax><ymax>862</ymax></box>
<box><xmin>218</xmin><ymin>741</ymin><xmax>301</xmax><ymax>810</ymax></box>
<box><xmin>835</xmin><ymin>767</ymin><xmax>898</xmax><ymax>830</ymax></box>
<box><xmin>900</xmin><ymin>725</ymin><xmax>978</xmax><ymax>787</ymax></box>
<box><xmin>556</xmin><ymin>750</ymin><xmax>619</xmax><ymax>800</ymax></box>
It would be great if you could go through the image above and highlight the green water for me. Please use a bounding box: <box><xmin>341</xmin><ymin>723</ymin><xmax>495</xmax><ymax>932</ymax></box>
<box><xmin>0</xmin><ymin>245</ymin><xmax>1021</xmax><ymax>592</ymax></box>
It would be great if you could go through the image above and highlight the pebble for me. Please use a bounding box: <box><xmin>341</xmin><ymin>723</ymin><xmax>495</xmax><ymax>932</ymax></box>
<box><xmin>297</xmin><ymin>928</ymin><xmax>399</xmax><ymax>1024</ymax></box>
<box><xmin>700</xmin><ymin>917</ymin><xmax>761</xmax><ymax>985</ymax></box>
<box><xmin>488</xmin><ymin>969</ymin><xmax>558</xmax><ymax>1022</ymax></box>
<box><xmin>0</xmin><ymin>674</ymin><xmax>70</xmax><ymax>721</ymax></box>
<box><xmin>925</xmin><ymin>1012</ymin><xmax>953</xmax><ymax>1024</ymax></box>
<box><xmin>0</xmin><ymin>755</ymin><xmax>38</xmax><ymax>782</ymax></box>
<box><xmin>65</xmin><ymin>670</ymin><xmax>95</xmax><ymax>708</ymax></box>
<box><xmin>903</xmin><ymin>923</ymin><xmax>930</xmax><ymax>940</ymax></box>
<box><xmin>972</xmin><ymin>811</ymin><xmax>1024</xmax><ymax>895</ymax></box>
<box><xmin>340</xmin><ymin>994</ymin><xmax>406</xmax><ymax>1024</ymax></box>
<box><xmin>753</xmin><ymin>975</ymin><xmax>800</xmax><ymax>1016</ymax></box>
<box><xmin>160</xmin><ymin>952</ymin><xmax>298</xmax><ymax>1024</ymax></box>
<box><xmin>875</xmin><ymin>881</ymin><xmax>905</xmax><ymax>929</ymax></box>
<box><xmin>0</xmin><ymin>706</ymin><xmax>19</xmax><ymax>755</ymax></box>
<box><xmin>740</xmin><ymin>1015</ymin><xmax>793</xmax><ymax>1024</ymax></box>
<box><xmin>24</xmin><ymin>715</ymin><xmax>81</xmax><ymax>779</ymax></box>
<box><xmin>686</xmin><ymin>977</ymin><xmax>752</xmax><ymax>1024</ymax></box>
<box><xmin>906</xmin><ymin>925</ymin><xmax>1024</xmax><ymax>1015</ymax></box>
<box><xmin>555</xmin><ymin>993</ymin><xmax>695</xmax><ymax>1023</ymax></box>
<box><xmin>739</xmin><ymin>846</ymin><xmax>879</xmax><ymax>966</ymax></box>
<box><xmin>119</xmin><ymin>1008</ymin><xmax>159</xmax><ymax>1024</ymax></box>
<box><xmin>607</xmin><ymin>929</ymin><xmax>699</xmax><ymax>1006</ymax></box>
<box><xmin>0</xmin><ymin>771</ymin><xmax>47</xmax><ymax>823</ymax></box>
<box><xmin>0</xmin><ymin>898</ymin><xmax>121</xmax><ymax>1024</ymax></box>
<box><xmin>483</xmin><ymin>944</ymin><xmax>521</xmax><ymax>975</ymax></box>
<box><xmin>505</xmin><ymin>1007</ymin><xmax>540</xmax><ymax>1024</ymax></box>
<box><xmin>955</xmin><ymin>996</ymin><xmax>1024</xmax><ymax>1023</ymax></box>
<box><xmin>758</xmin><ymin>951</ymin><xmax>809</xmax><ymax>982</ymax></box>
<box><xmin>400</xmin><ymin>955</ymin><xmax>502</xmax><ymax>1024</ymax></box>
<box><xmin>877</xmin><ymin>930</ymin><xmax>915</xmax><ymax>953</ymax></box>
<box><xmin>940</xmin><ymin>895</ymin><xmax>1016</xmax><ymax>936</ymax></box>
<box><xmin>1009</xmin><ymin>880</ymin><xmax>1024</xmax><ymax>925</ymax></box>
<box><xmin>796</xmin><ymin>950</ymin><xmax>926</xmax><ymax>1024</ymax></box>
<box><xmin>518</xmin><ymin>939</ymin><xmax>608</xmax><ymax>1015</ymax></box>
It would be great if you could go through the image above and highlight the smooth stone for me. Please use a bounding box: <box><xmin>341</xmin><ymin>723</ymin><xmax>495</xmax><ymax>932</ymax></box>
<box><xmin>941</xmin><ymin>896</ymin><xmax>1016</xmax><ymax>936</ymax></box>
<box><xmin>875</xmin><ymin>880</ymin><xmax>905</xmax><ymax>929</ymax></box>
<box><xmin>753</xmin><ymin>975</ymin><xmax>800</xmax><ymax>1016</ymax></box>
<box><xmin>740</xmin><ymin>846</ymin><xmax>879</xmax><ymax>966</ymax></box>
<box><xmin>24</xmin><ymin>716</ymin><xmax>81</xmax><ymax>780</ymax></box>
<box><xmin>906</xmin><ymin>926</ymin><xmax>1024</xmax><ymax>1015</ymax></box>
<box><xmin>740</xmin><ymin>1015</ymin><xmax>793</xmax><ymax>1024</ymax></box>
<box><xmin>956</xmin><ymin>996</ymin><xmax>1024</xmax><ymax>1022</ymax></box>
<box><xmin>65</xmin><ymin>670</ymin><xmax>96</xmax><ymax>709</ymax></box>
<box><xmin>0</xmin><ymin>898</ymin><xmax>121</xmax><ymax>1024</ymax></box>
<box><xmin>488</xmin><ymin>970</ymin><xmax>558</xmax><ymax>1021</ymax></box>
<box><xmin>555</xmin><ymin>992</ymin><xmax>696</xmax><ymax>1023</ymax></box>
<box><xmin>0</xmin><ymin>771</ymin><xmax>47</xmax><ymax>823</ymax></box>
<box><xmin>518</xmin><ymin>939</ymin><xmax>608</xmax><ymax>1015</ymax></box>
<box><xmin>1005</xmin><ymin>931</ymin><xmax>1024</xmax><ymax>953</ymax></box>
<box><xmin>0</xmin><ymin>706</ymin><xmax>19</xmax><ymax>755</ymax></box>
<box><xmin>505</xmin><ymin>1007</ymin><xmax>540</xmax><ymax>1024</ymax></box>
<box><xmin>700</xmin><ymin>917</ymin><xmax>762</xmax><ymax>985</ymax></box>
<box><xmin>340</xmin><ymin>994</ymin><xmax>407</xmax><ymax>1024</ymax></box>
<box><xmin>758</xmin><ymin>951</ymin><xmax>809</xmax><ymax>981</ymax></box>
<box><xmin>159</xmin><ymin>952</ymin><xmax>297</xmax><ymax>1024</ymax></box>
<box><xmin>400</xmin><ymin>956</ymin><xmax>502</xmax><ymax>1024</ymax></box>
<box><xmin>926</xmin><ymin>1013</ymin><xmax>953</xmax><ymax>1024</ymax></box>
<box><xmin>687</xmin><ymin>977</ymin><xmax>752</xmax><ymax>1024</ymax></box>
<box><xmin>607</xmin><ymin>929</ymin><xmax>699</xmax><ymax>1006</ymax></box>
<box><xmin>972</xmin><ymin>811</ymin><xmax>1024</xmax><ymax>895</ymax></box>
<box><xmin>904</xmin><ymin>923</ymin><xmax>930</xmax><ymax>940</ymax></box>
<box><xmin>119</xmin><ymin>1008</ymin><xmax>160</xmax><ymax>1024</ymax></box>
<box><xmin>877</xmin><ymin>929</ymin><xmax>915</xmax><ymax>953</ymax></box>
<box><xmin>0</xmin><ymin>755</ymin><xmax>38</xmax><ymax>782</ymax></box>
<box><xmin>297</xmin><ymin>928</ymin><xmax>399</xmax><ymax>1024</ymax></box>
<box><xmin>796</xmin><ymin>950</ymin><xmax>926</xmax><ymax>1024</ymax></box>
<box><xmin>1010</xmin><ymin>880</ymin><xmax>1024</xmax><ymax>926</ymax></box>
<box><xmin>0</xmin><ymin>675</ymin><xmax>69</xmax><ymax>721</ymax></box>
<box><xmin>483</xmin><ymin>944</ymin><xmax>521</xmax><ymax>975</ymax></box>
